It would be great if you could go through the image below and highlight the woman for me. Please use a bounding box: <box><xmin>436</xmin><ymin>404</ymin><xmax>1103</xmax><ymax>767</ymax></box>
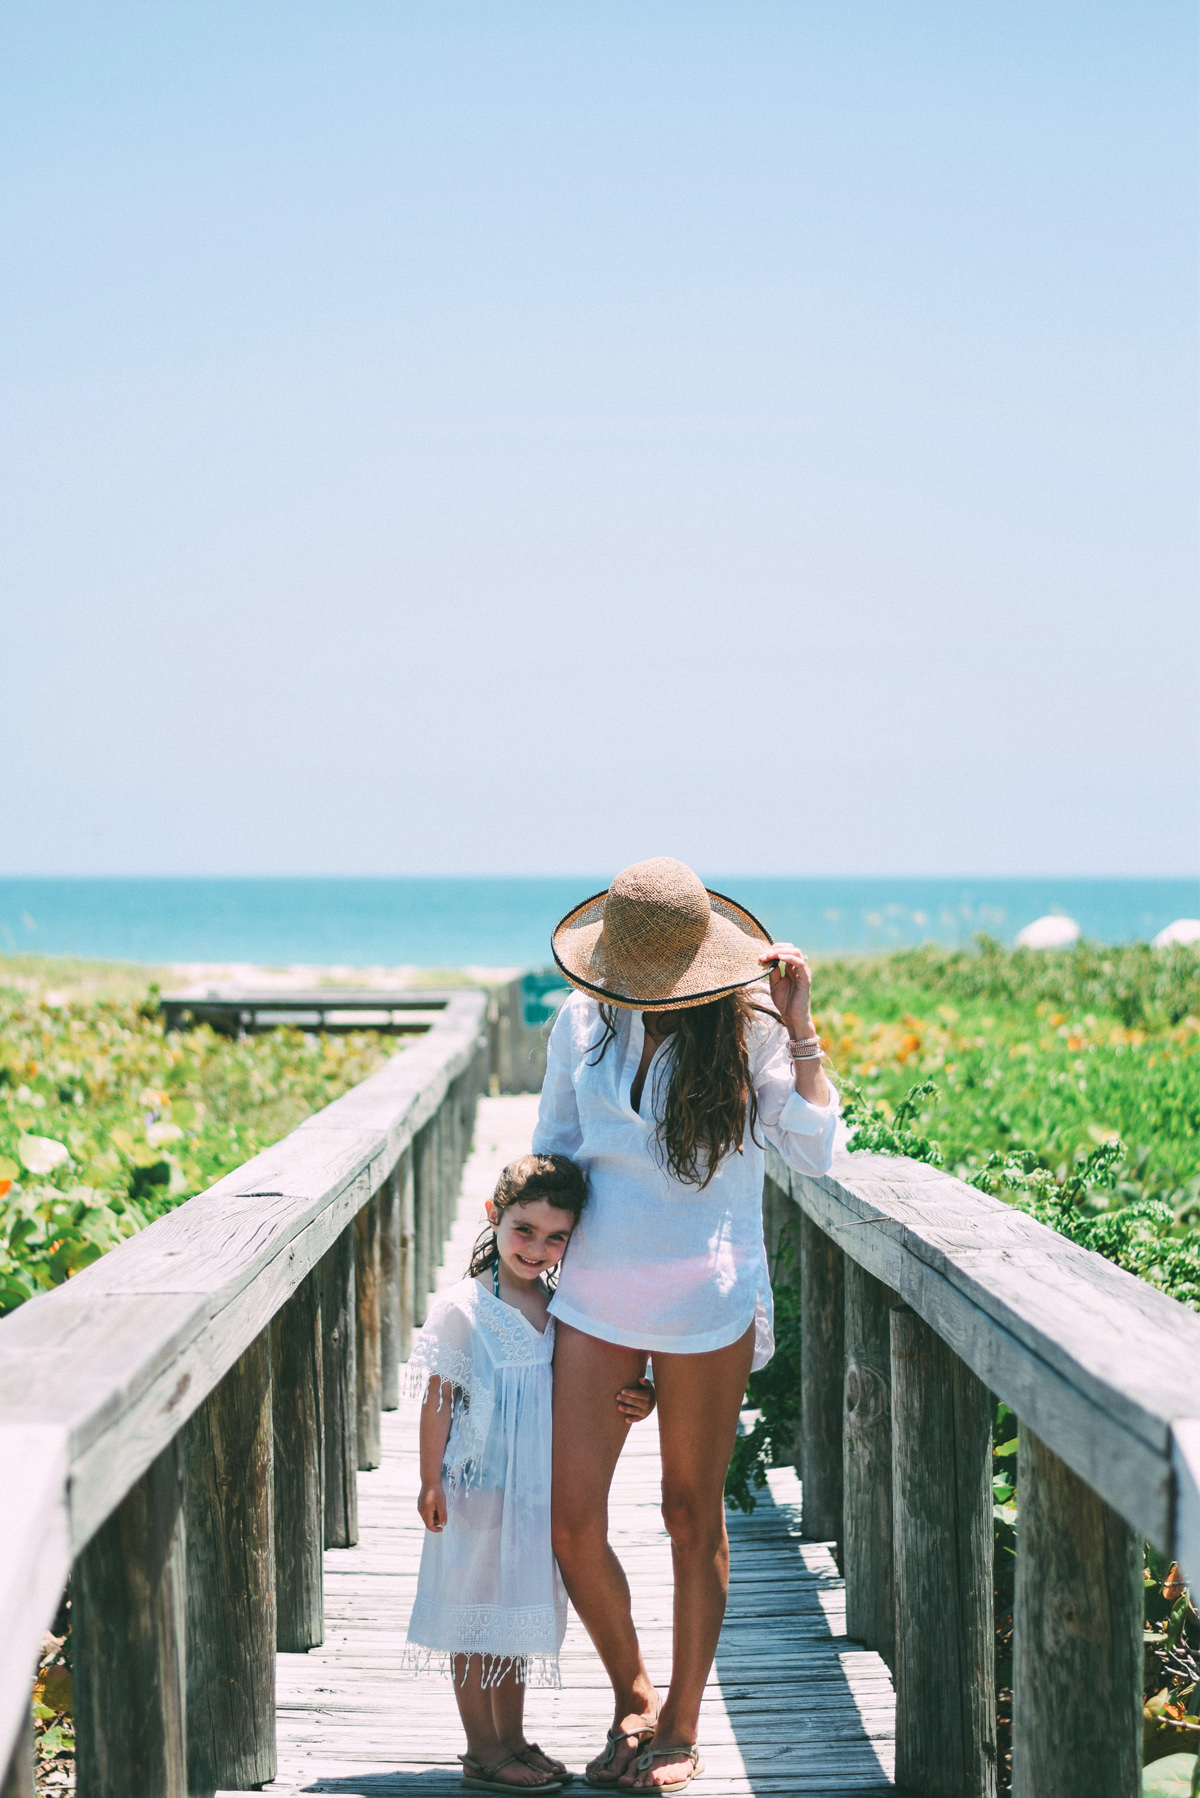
<box><xmin>531</xmin><ymin>858</ymin><xmax>836</xmax><ymax>1794</ymax></box>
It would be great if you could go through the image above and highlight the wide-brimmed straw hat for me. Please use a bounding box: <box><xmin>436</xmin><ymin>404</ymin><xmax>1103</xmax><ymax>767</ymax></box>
<box><xmin>551</xmin><ymin>857</ymin><xmax>772</xmax><ymax>1012</ymax></box>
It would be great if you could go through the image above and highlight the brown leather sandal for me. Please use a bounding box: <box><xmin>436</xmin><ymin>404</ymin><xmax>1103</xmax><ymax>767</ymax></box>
<box><xmin>516</xmin><ymin>1743</ymin><xmax>572</xmax><ymax>1785</ymax></box>
<box><xmin>622</xmin><ymin>1744</ymin><xmax>704</xmax><ymax>1794</ymax></box>
<box><xmin>460</xmin><ymin>1750</ymin><xmax>563</xmax><ymax>1792</ymax></box>
<box><xmin>583</xmin><ymin>1723</ymin><xmax>657</xmax><ymax>1788</ymax></box>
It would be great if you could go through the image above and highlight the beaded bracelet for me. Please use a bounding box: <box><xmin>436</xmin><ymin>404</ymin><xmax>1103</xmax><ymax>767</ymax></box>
<box><xmin>789</xmin><ymin>1045</ymin><xmax>824</xmax><ymax>1062</ymax></box>
<box><xmin>787</xmin><ymin>1035</ymin><xmax>819</xmax><ymax>1054</ymax></box>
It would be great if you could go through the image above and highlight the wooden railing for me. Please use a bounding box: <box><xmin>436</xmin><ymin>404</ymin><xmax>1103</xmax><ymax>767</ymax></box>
<box><xmin>0</xmin><ymin>989</ymin><xmax>489</xmax><ymax>1798</ymax></box>
<box><xmin>763</xmin><ymin>1144</ymin><xmax>1200</xmax><ymax>1798</ymax></box>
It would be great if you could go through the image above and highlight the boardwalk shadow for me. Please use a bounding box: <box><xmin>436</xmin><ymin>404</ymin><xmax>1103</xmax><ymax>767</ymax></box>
<box><xmin>717</xmin><ymin>1472</ymin><xmax>894</xmax><ymax>1795</ymax></box>
<box><xmin>296</xmin><ymin>1775</ymin><xmax>470</xmax><ymax>1796</ymax></box>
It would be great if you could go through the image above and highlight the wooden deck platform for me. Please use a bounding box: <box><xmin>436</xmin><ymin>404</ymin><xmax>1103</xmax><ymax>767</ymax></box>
<box><xmin>252</xmin><ymin>1096</ymin><xmax>896</xmax><ymax>1797</ymax></box>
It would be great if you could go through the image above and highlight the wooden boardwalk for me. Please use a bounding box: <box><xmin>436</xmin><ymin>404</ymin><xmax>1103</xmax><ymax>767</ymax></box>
<box><xmin>253</xmin><ymin>1096</ymin><xmax>896</xmax><ymax>1798</ymax></box>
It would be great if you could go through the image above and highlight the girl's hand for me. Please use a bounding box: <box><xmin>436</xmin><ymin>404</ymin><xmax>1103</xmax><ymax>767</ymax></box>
<box><xmin>417</xmin><ymin>1480</ymin><xmax>448</xmax><ymax>1532</ymax></box>
<box><xmin>617</xmin><ymin>1378</ymin><xmax>656</xmax><ymax>1423</ymax></box>
<box><xmin>761</xmin><ymin>942</ymin><xmax>815</xmax><ymax>1038</ymax></box>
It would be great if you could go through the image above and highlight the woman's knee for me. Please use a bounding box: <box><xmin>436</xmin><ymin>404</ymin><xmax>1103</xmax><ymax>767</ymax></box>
<box><xmin>551</xmin><ymin>1498</ymin><xmax>607</xmax><ymax>1569</ymax></box>
<box><xmin>660</xmin><ymin>1486</ymin><xmax>725</xmax><ymax>1557</ymax></box>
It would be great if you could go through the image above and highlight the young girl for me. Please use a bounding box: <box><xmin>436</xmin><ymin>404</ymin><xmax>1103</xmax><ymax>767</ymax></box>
<box><xmin>404</xmin><ymin>1152</ymin><xmax>655</xmax><ymax>1793</ymax></box>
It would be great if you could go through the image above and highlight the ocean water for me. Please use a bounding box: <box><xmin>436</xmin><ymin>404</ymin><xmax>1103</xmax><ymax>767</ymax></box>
<box><xmin>0</xmin><ymin>876</ymin><xmax>1197</xmax><ymax>969</ymax></box>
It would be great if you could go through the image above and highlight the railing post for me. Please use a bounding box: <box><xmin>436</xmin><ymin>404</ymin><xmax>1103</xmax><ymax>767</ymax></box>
<box><xmin>270</xmin><ymin>1264</ymin><xmax>324</xmax><ymax>1652</ymax></box>
<box><xmin>355</xmin><ymin>1193</ymin><xmax>383</xmax><ymax>1470</ymax></box>
<box><xmin>843</xmin><ymin>1261</ymin><xmax>898</xmax><ymax>1669</ymax></box>
<box><xmin>182</xmin><ymin>1330</ymin><xmax>276</xmax><ymax>1794</ymax></box>
<box><xmin>1012</xmin><ymin>1426</ymin><xmax>1142</xmax><ymax>1798</ymax></box>
<box><xmin>380</xmin><ymin>1164</ymin><xmax>402</xmax><ymax>1410</ymax></box>
<box><xmin>413</xmin><ymin>1119</ymin><xmax>435</xmax><ymax>1326</ymax></box>
<box><xmin>890</xmin><ymin>1305</ymin><xmax>996</xmax><ymax>1798</ymax></box>
<box><xmin>397</xmin><ymin>1148</ymin><xmax>416</xmax><ymax>1361</ymax></box>
<box><xmin>799</xmin><ymin>1212</ymin><xmax>844</xmax><ymax>1545</ymax></box>
<box><xmin>320</xmin><ymin>1222</ymin><xmax>358</xmax><ymax>1547</ymax></box>
<box><xmin>0</xmin><ymin>1713</ymin><xmax>33</xmax><ymax>1798</ymax></box>
<box><xmin>73</xmin><ymin>1441</ymin><xmax>187</xmax><ymax>1798</ymax></box>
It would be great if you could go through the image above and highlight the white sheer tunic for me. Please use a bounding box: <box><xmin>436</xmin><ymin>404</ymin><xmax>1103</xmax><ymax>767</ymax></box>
<box><xmin>403</xmin><ymin>1278</ymin><xmax>567</xmax><ymax>1687</ymax></box>
<box><xmin>533</xmin><ymin>991</ymin><xmax>838</xmax><ymax>1370</ymax></box>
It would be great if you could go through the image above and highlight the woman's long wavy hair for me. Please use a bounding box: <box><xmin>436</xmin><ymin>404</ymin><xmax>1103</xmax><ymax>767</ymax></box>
<box><xmin>589</xmin><ymin>988</ymin><xmax>777</xmax><ymax>1189</ymax></box>
<box><xmin>467</xmin><ymin>1153</ymin><xmax>589</xmax><ymax>1288</ymax></box>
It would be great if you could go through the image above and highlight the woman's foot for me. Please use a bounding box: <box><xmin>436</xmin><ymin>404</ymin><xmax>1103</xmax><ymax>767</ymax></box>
<box><xmin>618</xmin><ymin>1738</ymin><xmax>700</xmax><ymax>1791</ymax></box>
<box><xmin>584</xmin><ymin>1709</ymin><xmax>659</xmax><ymax>1787</ymax></box>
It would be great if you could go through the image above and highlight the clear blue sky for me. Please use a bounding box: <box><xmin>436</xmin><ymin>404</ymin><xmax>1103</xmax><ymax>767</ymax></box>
<box><xmin>2</xmin><ymin>2</ymin><xmax>1196</xmax><ymax>877</ymax></box>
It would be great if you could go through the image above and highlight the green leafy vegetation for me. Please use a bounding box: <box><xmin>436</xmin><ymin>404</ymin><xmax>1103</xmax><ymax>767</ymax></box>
<box><xmin>0</xmin><ymin>958</ymin><xmax>392</xmax><ymax>1313</ymax></box>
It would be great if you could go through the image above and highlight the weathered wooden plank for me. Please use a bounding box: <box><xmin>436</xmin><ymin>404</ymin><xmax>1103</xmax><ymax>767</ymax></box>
<box><xmin>1173</xmin><ymin>1419</ymin><xmax>1200</xmax><ymax>1582</ymax></box>
<box><xmin>800</xmin><ymin>1213</ymin><xmax>843</xmax><ymax>1545</ymax></box>
<box><xmin>0</xmin><ymin>1712</ymin><xmax>32</xmax><ymax>1798</ymax></box>
<box><xmin>271</xmin><ymin>1267</ymin><xmax>324</xmax><ymax>1653</ymax></box>
<box><xmin>0</xmin><ymin>1425</ymin><xmax>71</xmax><ymax>1781</ymax></box>
<box><xmin>379</xmin><ymin>1165</ymin><xmax>402</xmax><ymax>1410</ymax></box>
<box><xmin>355</xmin><ymin>1194</ymin><xmax>383</xmax><ymax>1471</ymax></box>
<box><xmin>183</xmin><ymin>1331</ymin><xmax>276</xmax><ymax>1793</ymax></box>
<box><xmin>397</xmin><ymin>1150</ymin><xmax>416</xmax><ymax>1364</ymax></box>
<box><xmin>321</xmin><ymin>1225</ymin><xmax>358</xmax><ymax>1548</ymax></box>
<box><xmin>1012</xmin><ymin>1426</ymin><xmax>1142</xmax><ymax>1798</ymax></box>
<box><xmin>843</xmin><ymin>1262</ymin><xmax>897</xmax><ymax>1669</ymax></box>
<box><xmin>773</xmin><ymin>1150</ymin><xmax>1181</xmax><ymax>1546</ymax></box>
<box><xmin>891</xmin><ymin>1306</ymin><xmax>995</xmax><ymax>1798</ymax></box>
<box><xmin>74</xmin><ymin>1439</ymin><xmax>188</xmax><ymax>1798</ymax></box>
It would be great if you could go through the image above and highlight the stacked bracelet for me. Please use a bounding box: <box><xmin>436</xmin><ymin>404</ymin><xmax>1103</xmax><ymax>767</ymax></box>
<box><xmin>787</xmin><ymin>1035</ymin><xmax>819</xmax><ymax>1054</ymax></box>
<box><xmin>789</xmin><ymin>1045</ymin><xmax>824</xmax><ymax>1062</ymax></box>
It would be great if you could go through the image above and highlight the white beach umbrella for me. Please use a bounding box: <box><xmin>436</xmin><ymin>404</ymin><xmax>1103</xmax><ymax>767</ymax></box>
<box><xmin>1152</xmin><ymin>919</ymin><xmax>1200</xmax><ymax>948</ymax></box>
<box><xmin>1015</xmin><ymin>915</ymin><xmax>1081</xmax><ymax>950</ymax></box>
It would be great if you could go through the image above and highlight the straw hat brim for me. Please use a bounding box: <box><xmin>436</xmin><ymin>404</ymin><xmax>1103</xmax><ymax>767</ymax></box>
<box><xmin>552</xmin><ymin>885</ymin><xmax>773</xmax><ymax>1011</ymax></box>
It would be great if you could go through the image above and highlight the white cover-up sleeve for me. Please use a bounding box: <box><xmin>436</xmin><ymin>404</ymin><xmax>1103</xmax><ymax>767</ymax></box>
<box><xmin>531</xmin><ymin>998</ymin><xmax>584</xmax><ymax>1159</ymax></box>
<box><xmin>751</xmin><ymin>1018</ymin><xmax>839</xmax><ymax>1178</ymax></box>
<box><xmin>402</xmin><ymin>1285</ymin><xmax>493</xmax><ymax>1486</ymax></box>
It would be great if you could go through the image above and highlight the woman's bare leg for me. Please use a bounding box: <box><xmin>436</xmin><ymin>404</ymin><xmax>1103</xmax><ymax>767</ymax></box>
<box><xmin>552</xmin><ymin>1322</ymin><xmax>657</xmax><ymax>1782</ymax></box>
<box><xmin>621</xmin><ymin>1322</ymin><xmax>755</xmax><ymax>1790</ymax></box>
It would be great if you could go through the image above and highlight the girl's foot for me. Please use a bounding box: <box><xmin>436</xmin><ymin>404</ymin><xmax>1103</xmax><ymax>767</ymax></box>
<box><xmin>513</xmin><ymin>1741</ymin><xmax>571</xmax><ymax>1783</ymax></box>
<box><xmin>460</xmin><ymin>1749</ymin><xmax>561</xmax><ymax>1790</ymax></box>
<box><xmin>584</xmin><ymin>1712</ymin><xmax>659</xmax><ymax>1787</ymax></box>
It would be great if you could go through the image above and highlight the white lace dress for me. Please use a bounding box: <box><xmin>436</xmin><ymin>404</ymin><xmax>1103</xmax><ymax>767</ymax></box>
<box><xmin>402</xmin><ymin>1276</ymin><xmax>567</xmax><ymax>1688</ymax></box>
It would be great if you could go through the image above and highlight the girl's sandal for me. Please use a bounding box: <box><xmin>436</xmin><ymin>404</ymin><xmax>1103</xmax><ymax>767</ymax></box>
<box><xmin>584</xmin><ymin>1724</ymin><xmax>657</xmax><ymax>1789</ymax></box>
<box><xmin>517</xmin><ymin>1744</ymin><xmax>572</xmax><ymax>1785</ymax></box>
<box><xmin>624</xmin><ymin>1745</ymin><xmax>704</xmax><ymax>1795</ymax></box>
<box><xmin>460</xmin><ymin>1751</ymin><xmax>563</xmax><ymax>1792</ymax></box>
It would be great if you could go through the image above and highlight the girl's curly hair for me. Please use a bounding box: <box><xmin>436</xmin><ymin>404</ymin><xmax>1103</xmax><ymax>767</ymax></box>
<box><xmin>588</xmin><ymin>988</ymin><xmax>776</xmax><ymax>1189</ymax></box>
<box><xmin>467</xmin><ymin>1153</ymin><xmax>589</xmax><ymax>1285</ymax></box>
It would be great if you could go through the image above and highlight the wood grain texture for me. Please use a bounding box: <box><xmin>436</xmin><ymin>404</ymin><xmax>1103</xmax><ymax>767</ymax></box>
<box><xmin>1012</xmin><ymin>1426</ymin><xmax>1142</xmax><ymax>1798</ymax></box>
<box><xmin>1172</xmin><ymin>1419</ymin><xmax>1200</xmax><ymax>1585</ymax></box>
<box><xmin>800</xmin><ymin>1213</ymin><xmax>844</xmax><ymax>1546</ymax></box>
<box><xmin>271</xmin><ymin>1268</ymin><xmax>325</xmax><ymax>1653</ymax></box>
<box><xmin>0</xmin><ymin>1425</ymin><xmax>70</xmax><ymax>1780</ymax></box>
<box><xmin>397</xmin><ymin>1149</ymin><xmax>416</xmax><ymax>1365</ymax></box>
<box><xmin>891</xmin><ymin>1306</ymin><xmax>996</xmax><ymax>1798</ymax></box>
<box><xmin>843</xmin><ymin>1262</ymin><xmax>897</xmax><ymax>1669</ymax></box>
<box><xmin>355</xmin><ymin>1195</ymin><xmax>383</xmax><ymax>1471</ymax></box>
<box><xmin>0</xmin><ymin>1712</ymin><xmax>32</xmax><ymax>1798</ymax></box>
<box><xmin>379</xmin><ymin>1166</ymin><xmax>402</xmax><ymax>1411</ymax></box>
<box><xmin>183</xmin><ymin>1332</ymin><xmax>276</xmax><ymax>1794</ymax></box>
<box><xmin>74</xmin><ymin>1439</ymin><xmax>188</xmax><ymax>1798</ymax></box>
<box><xmin>768</xmin><ymin>1145</ymin><xmax>1195</xmax><ymax>1549</ymax></box>
<box><xmin>321</xmin><ymin>1226</ymin><xmax>358</xmax><ymax>1549</ymax></box>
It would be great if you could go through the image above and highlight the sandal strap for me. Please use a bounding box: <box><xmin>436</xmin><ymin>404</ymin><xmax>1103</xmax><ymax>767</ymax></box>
<box><xmin>633</xmin><ymin>1747</ymin><xmax>699</xmax><ymax>1772</ymax></box>
<box><xmin>599</xmin><ymin>1723</ymin><xmax>655</xmax><ymax>1768</ymax></box>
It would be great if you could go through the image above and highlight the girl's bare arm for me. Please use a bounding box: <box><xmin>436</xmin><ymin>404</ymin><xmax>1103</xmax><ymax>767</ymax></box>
<box><xmin>417</xmin><ymin>1375</ymin><xmax>454</xmax><ymax>1531</ymax></box>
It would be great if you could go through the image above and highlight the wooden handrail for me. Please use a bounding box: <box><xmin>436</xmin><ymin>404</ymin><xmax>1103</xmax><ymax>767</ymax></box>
<box><xmin>767</xmin><ymin>1142</ymin><xmax>1200</xmax><ymax>1798</ymax></box>
<box><xmin>0</xmin><ymin>989</ymin><xmax>489</xmax><ymax>1792</ymax></box>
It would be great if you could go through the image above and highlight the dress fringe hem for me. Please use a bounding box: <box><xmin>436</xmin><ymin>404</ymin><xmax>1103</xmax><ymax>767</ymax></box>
<box><xmin>399</xmin><ymin>1644</ymin><xmax>562</xmax><ymax>1690</ymax></box>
